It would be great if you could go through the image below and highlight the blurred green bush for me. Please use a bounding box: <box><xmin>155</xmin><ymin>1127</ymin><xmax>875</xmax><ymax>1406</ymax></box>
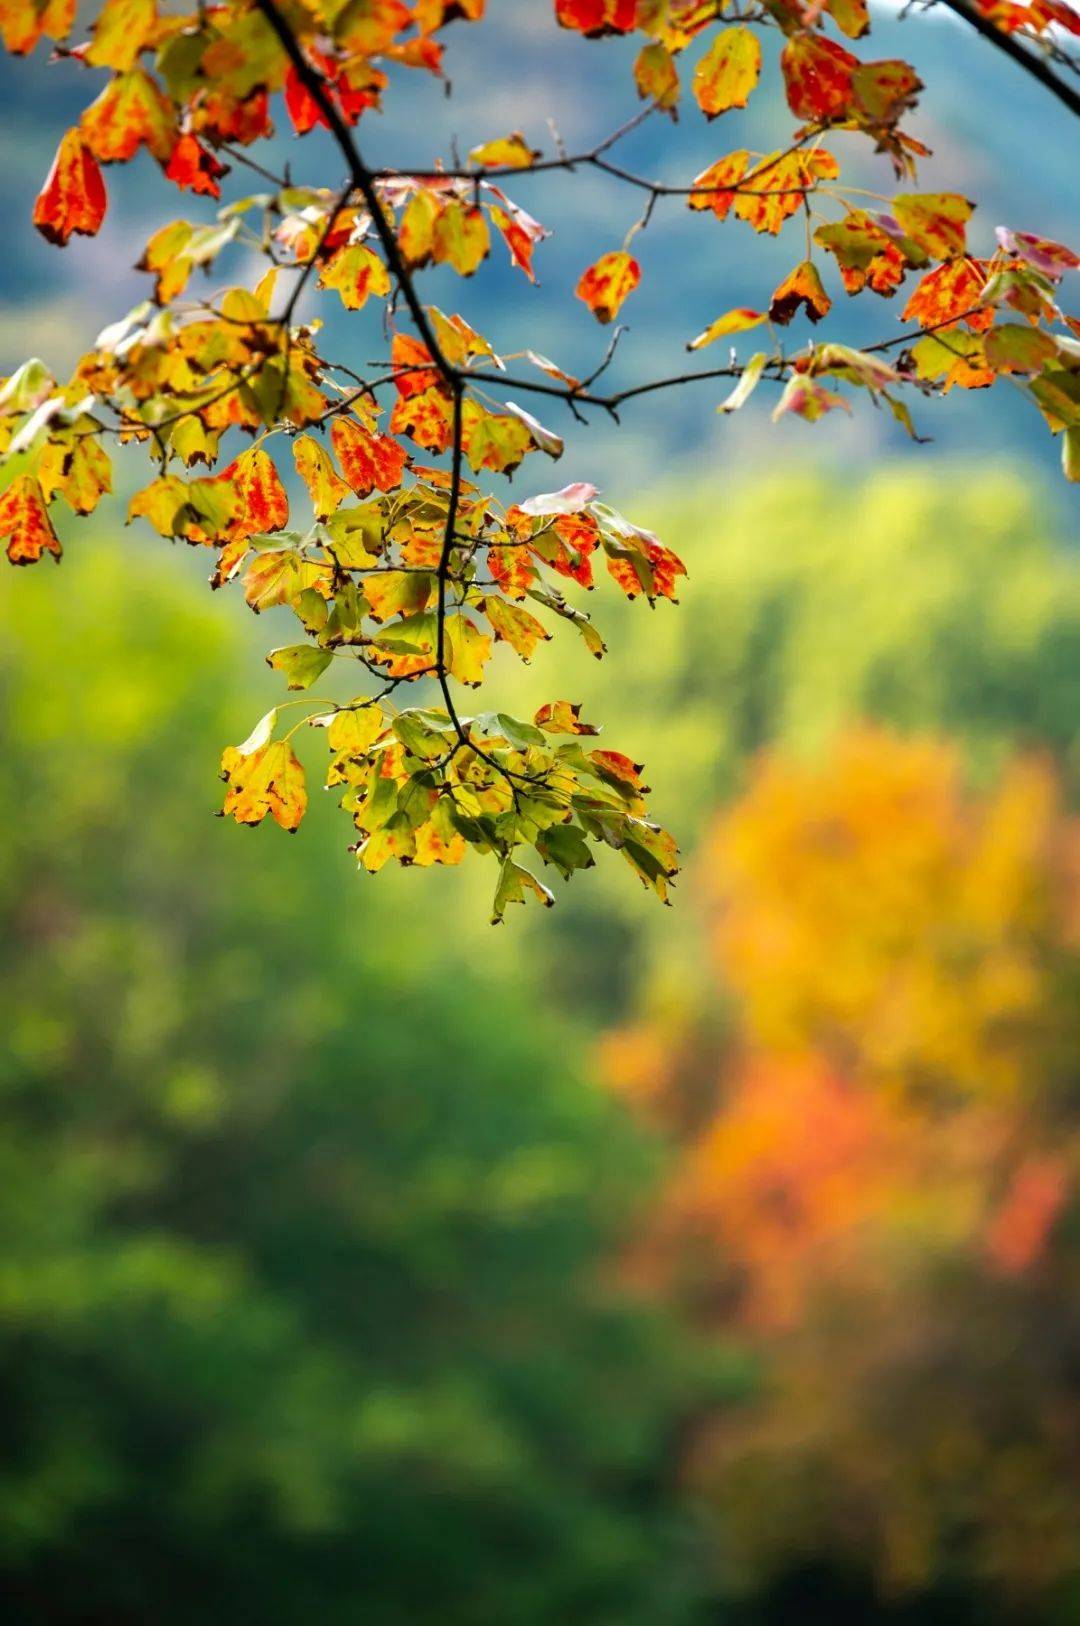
<box><xmin>0</xmin><ymin>547</ymin><xmax>717</xmax><ymax>1625</ymax></box>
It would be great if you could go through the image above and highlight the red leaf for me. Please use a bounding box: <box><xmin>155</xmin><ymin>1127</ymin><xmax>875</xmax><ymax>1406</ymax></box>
<box><xmin>32</xmin><ymin>128</ymin><xmax>107</xmax><ymax>245</ymax></box>
<box><xmin>0</xmin><ymin>475</ymin><xmax>62</xmax><ymax>564</ymax></box>
<box><xmin>165</xmin><ymin>133</ymin><xmax>229</xmax><ymax>199</ymax></box>
<box><xmin>781</xmin><ymin>32</ymin><xmax>859</xmax><ymax>122</ymax></box>
<box><xmin>331</xmin><ymin>418</ymin><xmax>407</xmax><ymax>496</ymax></box>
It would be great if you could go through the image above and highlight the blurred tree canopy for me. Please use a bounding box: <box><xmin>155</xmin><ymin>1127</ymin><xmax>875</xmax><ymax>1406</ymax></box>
<box><xmin>606</xmin><ymin>728</ymin><xmax>1080</xmax><ymax>1622</ymax></box>
<box><xmin>0</xmin><ymin>548</ymin><xmax>716</xmax><ymax>1626</ymax></box>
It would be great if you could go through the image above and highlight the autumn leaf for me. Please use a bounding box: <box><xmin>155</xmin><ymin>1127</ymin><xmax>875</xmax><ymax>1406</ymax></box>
<box><xmin>220</xmin><ymin>735</ymin><xmax>308</xmax><ymax>831</ymax></box>
<box><xmin>534</xmin><ymin>700</ymin><xmax>600</xmax><ymax>736</ymax></box>
<box><xmin>32</xmin><ymin>129</ymin><xmax>107</xmax><ymax>245</ymax></box>
<box><xmin>468</xmin><ymin>132</ymin><xmax>539</xmax><ymax>169</ymax></box>
<box><xmin>445</xmin><ymin>614</ymin><xmax>492</xmax><ymax>686</ymax></box>
<box><xmin>484</xmin><ymin>595</ymin><xmax>551</xmax><ymax>660</ymax></box>
<box><xmin>814</xmin><ymin>211</ymin><xmax>905</xmax><ymax>297</ymax></box>
<box><xmin>693</xmin><ymin>27</ymin><xmax>761</xmax><ymax>119</ymax></box>
<box><xmin>689</xmin><ymin>150</ymin><xmax>749</xmax><ymax>221</ymax></box>
<box><xmin>769</xmin><ymin>261</ymin><xmax>832</xmax><ymax>326</ymax></box>
<box><xmin>892</xmin><ymin>193</ymin><xmax>974</xmax><ymax>262</ymax></box>
<box><xmin>0</xmin><ymin>474</ymin><xmax>61</xmax><ymax>563</ymax></box>
<box><xmin>331</xmin><ymin>417</ymin><xmax>407</xmax><ymax>496</ymax></box>
<box><xmin>983</xmin><ymin>323</ymin><xmax>1062</xmax><ymax>375</ymax></box>
<box><xmin>634</xmin><ymin>42</ymin><xmax>679</xmax><ymax>114</ymax></box>
<box><xmin>85</xmin><ymin>0</ymin><xmax>157</xmax><ymax>73</ymax></box>
<box><xmin>317</xmin><ymin>242</ymin><xmax>391</xmax><ymax>310</ymax></box>
<box><xmin>80</xmin><ymin>68</ymin><xmax>177</xmax><ymax>164</ymax></box>
<box><xmin>491</xmin><ymin>855</ymin><xmax>555</xmax><ymax>923</ymax></box>
<box><xmin>432</xmin><ymin>201</ymin><xmax>490</xmax><ymax>276</ymax></box>
<box><xmin>901</xmin><ymin>257</ymin><xmax>991</xmax><ymax>330</ymax></box>
<box><xmin>689</xmin><ymin>307</ymin><xmax>766</xmax><ymax>350</ymax></box>
<box><xmin>996</xmin><ymin>227</ymin><xmax>1080</xmax><ymax>280</ymax></box>
<box><xmin>36</xmin><ymin>435</ymin><xmax>112</xmax><ymax>515</ymax></box>
<box><xmin>0</xmin><ymin>0</ymin><xmax>75</xmax><ymax>55</ymax></box>
<box><xmin>733</xmin><ymin>150</ymin><xmax>838</xmax><ymax>236</ymax></box>
<box><xmin>912</xmin><ymin>330</ymin><xmax>995</xmax><ymax>391</ymax></box>
<box><xmin>264</xmin><ymin>643</ymin><xmax>331</xmax><ymax>691</ymax></box>
<box><xmin>781</xmin><ymin>32</ymin><xmax>858</xmax><ymax>122</ymax></box>
<box><xmin>230</xmin><ymin>446</ymin><xmax>289</xmax><ymax>537</ymax></box>
<box><xmin>293</xmin><ymin>435</ymin><xmax>350</xmax><ymax>518</ymax></box>
<box><xmin>576</xmin><ymin>251</ymin><xmax>641</xmax><ymax>323</ymax></box>
<box><xmin>772</xmin><ymin>373</ymin><xmax>852</xmax><ymax>421</ymax></box>
<box><xmin>164</xmin><ymin>133</ymin><xmax>229</xmax><ymax>199</ymax></box>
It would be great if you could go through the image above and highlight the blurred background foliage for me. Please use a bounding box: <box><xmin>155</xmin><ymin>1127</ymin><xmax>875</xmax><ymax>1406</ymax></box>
<box><xmin>2</xmin><ymin>460</ymin><xmax>1079</xmax><ymax>1623</ymax></box>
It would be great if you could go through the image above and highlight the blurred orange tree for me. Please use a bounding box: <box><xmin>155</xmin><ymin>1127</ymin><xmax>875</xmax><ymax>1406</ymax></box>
<box><xmin>603</xmin><ymin>727</ymin><xmax>1080</xmax><ymax>1608</ymax></box>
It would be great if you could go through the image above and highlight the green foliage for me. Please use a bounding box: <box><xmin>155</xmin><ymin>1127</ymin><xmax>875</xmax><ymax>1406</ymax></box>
<box><xmin>0</xmin><ymin>548</ymin><xmax>716</xmax><ymax>1625</ymax></box>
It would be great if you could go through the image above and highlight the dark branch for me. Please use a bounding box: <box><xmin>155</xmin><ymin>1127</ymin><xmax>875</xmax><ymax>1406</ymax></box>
<box><xmin>931</xmin><ymin>0</ymin><xmax>1080</xmax><ymax>119</ymax></box>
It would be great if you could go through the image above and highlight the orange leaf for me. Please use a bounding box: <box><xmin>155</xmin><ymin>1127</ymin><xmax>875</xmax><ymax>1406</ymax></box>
<box><xmin>0</xmin><ymin>0</ymin><xmax>75</xmax><ymax>55</ymax></box>
<box><xmin>331</xmin><ymin>417</ymin><xmax>407</xmax><ymax>496</ymax></box>
<box><xmin>769</xmin><ymin>260</ymin><xmax>832</xmax><ymax>325</ymax></box>
<box><xmin>901</xmin><ymin>257</ymin><xmax>991</xmax><ymax>330</ymax></box>
<box><xmin>689</xmin><ymin>151</ymin><xmax>749</xmax><ymax>221</ymax></box>
<box><xmin>32</xmin><ymin>128</ymin><xmax>107</xmax><ymax>245</ymax></box>
<box><xmin>0</xmin><ymin>474</ymin><xmax>61</xmax><ymax>564</ymax></box>
<box><xmin>814</xmin><ymin>210</ymin><xmax>905</xmax><ymax>297</ymax></box>
<box><xmin>391</xmin><ymin>333</ymin><xmax>439</xmax><ymax>397</ymax></box>
<box><xmin>164</xmin><ymin>133</ymin><xmax>229</xmax><ymax>199</ymax></box>
<box><xmin>734</xmin><ymin>149</ymin><xmax>838</xmax><ymax>237</ymax></box>
<box><xmin>80</xmin><ymin>68</ymin><xmax>177</xmax><ymax>164</ymax></box>
<box><xmin>230</xmin><ymin>447</ymin><xmax>289</xmax><ymax>537</ymax></box>
<box><xmin>576</xmin><ymin>251</ymin><xmax>641</xmax><ymax>323</ymax></box>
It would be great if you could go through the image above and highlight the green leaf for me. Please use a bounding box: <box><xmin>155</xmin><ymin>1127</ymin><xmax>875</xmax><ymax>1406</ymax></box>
<box><xmin>267</xmin><ymin>644</ymin><xmax>333</xmax><ymax>691</ymax></box>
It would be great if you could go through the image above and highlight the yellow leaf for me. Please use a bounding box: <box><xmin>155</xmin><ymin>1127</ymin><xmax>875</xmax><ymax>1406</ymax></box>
<box><xmin>693</xmin><ymin>26</ymin><xmax>761</xmax><ymax>119</ymax></box>
<box><xmin>688</xmin><ymin>307</ymin><xmax>766</xmax><ymax>350</ymax></box>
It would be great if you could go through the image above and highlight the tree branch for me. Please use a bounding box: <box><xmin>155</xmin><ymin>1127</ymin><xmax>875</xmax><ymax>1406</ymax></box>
<box><xmin>930</xmin><ymin>0</ymin><xmax>1080</xmax><ymax>119</ymax></box>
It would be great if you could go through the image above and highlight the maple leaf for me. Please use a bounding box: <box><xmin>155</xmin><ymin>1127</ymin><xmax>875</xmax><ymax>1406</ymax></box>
<box><xmin>769</xmin><ymin>261</ymin><xmax>832</xmax><ymax>326</ymax></box>
<box><xmin>32</xmin><ymin>129</ymin><xmax>107</xmax><ymax>245</ymax></box>
<box><xmin>320</xmin><ymin>240</ymin><xmax>391</xmax><ymax>313</ymax></box>
<box><xmin>331</xmin><ymin>418</ymin><xmax>407</xmax><ymax>496</ymax></box>
<box><xmin>554</xmin><ymin>0</ymin><xmax>637</xmax><ymax>35</ymax></box>
<box><xmin>0</xmin><ymin>474</ymin><xmax>61</xmax><ymax>563</ymax></box>
<box><xmin>781</xmin><ymin>32</ymin><xmax>859</xmax><ymax>122</ymax></box>
<box><xmin>0</xmin><ymin>0</ymin><xmax>75</xmax><ymax>55</ymax></box>
<box><xmin>468</xmin><ymin>132</ymin><xmax>539</xmax><ymax>169</ymax></box>
<box><xmin>85</xmin><ymin>0</ymin><xmax>157</xmax><ymax>72</ymax></box>
<box><xmin>484</xmin><ymin>596</ymin><xmax>551</xmax><ymax>660</ymax></box>
<box><xmin>689</xmin><ymin>150</ymin><xmax>749</xmax><ymax>221</ymax></box>
<box><xmin>892</xmin><ymin>193</ymin><xmax>975</xmax><ymax>262</ymax></box>
<box><xmin>901</xmin><ymin>257</ymin><xmax>991</xmax><ymax>330</ymax></box>
<box><xmin>693</xmin><ymin>27</ymin><xmax>761</xmax><ymax>118</ymax></box>
<box><xmin>486</xmin><ymin>191</ymin><xmax>549</xmax><ymax>282</ymax></box>
<box><xmin>293</xmin><ymin>436</ymin><xmax>350</xmax><ymax>519</ymax></box>
<box><xmin>432</xmin><ymin>201</ymin><xmax>490</xmax><ymax>276</ymax></box>
<box><xmin>80</xmin><ymin>69</ymin><xmax>177</xmax><ymax>164</ymax></box>
<box><xmin>814</xmin><ymin>211</ymin><xmax>905</xmax><ymax>297</ymax></box>
<box><xmin>734</xmin><ymin>150</ymin><xmax>839</xmax><ymax>236</ymax></box>
<box><xmin>164</xmin><ymin>134</ymin><xmax>229</xmax><ymax>200</ymax></box>
<box><xmin>634</xmin><ymin>42</ymin><xmax>679</xmax><ymax>114</ymax></box>
<box><xmin>221</xmin><ymin>727</ymin><xmax>307</xmax><ymax>832</ymax></box>
<box><xmin>689</xmin><ymin>308</ymin><xmax>766</xmax><ymax>350</ymax></box>
<box><xmin>576</xmin><ymin>251</ymin><xmax>641</xmax><ymax>323</ymax></box>
<box><xmin>230</xmin><ymin>447</ymin><xmax>289</xmax><ymax>538</ymax></box>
